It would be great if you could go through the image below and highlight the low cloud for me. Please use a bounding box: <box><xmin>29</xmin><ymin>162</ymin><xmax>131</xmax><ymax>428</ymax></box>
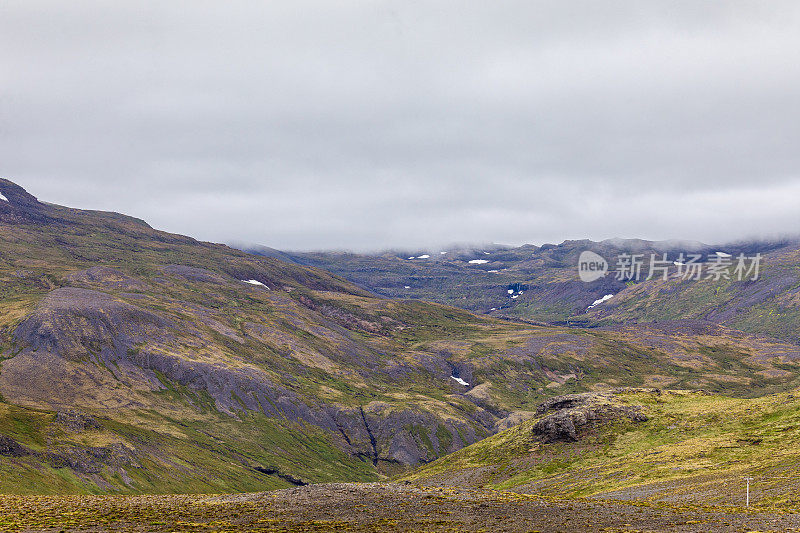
<box><xmin>1</xmin><ymin>1</ymin><xmax>799</xmax><ymax>250</ymax></box>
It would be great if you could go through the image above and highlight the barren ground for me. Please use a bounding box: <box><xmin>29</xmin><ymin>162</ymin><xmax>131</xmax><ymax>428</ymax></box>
<box><xmin>3</xmin><ymin>483</ymin><xmax>800</xmax><ymax>532</ymax></box>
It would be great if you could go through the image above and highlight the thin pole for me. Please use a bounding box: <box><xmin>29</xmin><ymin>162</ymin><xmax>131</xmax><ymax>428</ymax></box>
<box><xmin>744</xmin><ymin>477</ymin><xmax>753</xmax><ymax>508</ymax></box>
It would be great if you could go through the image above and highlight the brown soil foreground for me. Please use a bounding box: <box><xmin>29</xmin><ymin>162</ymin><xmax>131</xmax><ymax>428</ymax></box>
<box><xmin>2</xmin><ymin>483</ymin><xmax>800</xmax><ymax>532</ymax></box>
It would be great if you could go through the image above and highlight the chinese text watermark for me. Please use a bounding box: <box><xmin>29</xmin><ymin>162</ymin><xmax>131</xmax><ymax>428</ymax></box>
<box><xmin>578</xmin><ymin>251</ymin><xmax>762</xmax><ymax>282</ymax></box>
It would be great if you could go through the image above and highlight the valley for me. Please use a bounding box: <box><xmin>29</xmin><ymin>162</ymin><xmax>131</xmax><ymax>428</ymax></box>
<box><xmin>2</xmin><ymin>179</ymin><xmax>800</xmax><ymax>530</ymax></box>
<box><xmin>276</xmin><ymin>239</ymin><xmax>800</xmax><ymax>345</ymax></box>
<box><xmin>5</xmin><ymin>2</ymin><xmax>798</xmax><ymax>530</ymax></box>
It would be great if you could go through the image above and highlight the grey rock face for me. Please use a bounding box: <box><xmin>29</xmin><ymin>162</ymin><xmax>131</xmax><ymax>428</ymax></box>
<box><xmin>0</xmin><ymin>435</ymin><xmax>32</xmax><ymax>457</ymax></box>
<box><xmin>55</xmin><ymin>410</ymin><xmax>103</xmax><ymax>431</ymax></box>
<box><xmin>13</xmin><ymin>287</ymin><xmax>171</xmax><ymax>360</ymax></box>
<box><xmin>532</xmin><ymin>392</ymin><xmax>648</xmax><ymax>443</ymax></box>
<box><xmin>45</xmin><ymin>443</ymin><xmax>140</xmax><ymax>474</ymax></box>
<box><xmin>7</xmin><ymin>286</ymin><xmax>498</xmax><ymax>469</ymax></box>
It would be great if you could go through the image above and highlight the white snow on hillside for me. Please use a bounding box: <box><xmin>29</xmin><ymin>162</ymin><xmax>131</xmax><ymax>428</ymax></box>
<box><xmin>468</xmin><ymin>259</ymin><xmax>489</xmax><ymax>264</ymax></box>
<box><xmin>0</xmin><ymin>193</ymin><xmax>7</xmax><ymax>202</ymax></box>
<box><xmin>715</xmin><ymin>251</ymin><xmax>731</xmax><ymax>257</ymax></box>
<box><xmin>450</xmin><ymin>376</ymin><xmax>469</xmax><ymax>386</ymax></box>
<box><xmin>242</xmin><ymin>279</ymin><xmax>269</xmax><ymax>289</ymax></box>
<box><xmin>417</xmin><ymin>254</ymin><xmax>430</xmax><ymax>259</ymax></box>
<box><xmin>588</xmin><ymin>294</ymin><xmax>613</xmax><ymax>309</ymax></box>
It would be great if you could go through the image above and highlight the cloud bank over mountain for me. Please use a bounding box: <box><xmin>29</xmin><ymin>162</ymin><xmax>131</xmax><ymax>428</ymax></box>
<box><xmin>1</xmin><ymin>1</ymin><xmax>799</xmax><ymax>250</ymax></box>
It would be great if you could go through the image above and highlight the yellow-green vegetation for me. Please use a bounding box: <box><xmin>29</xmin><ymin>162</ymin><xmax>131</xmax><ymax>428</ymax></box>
<box><xmin>0</xmin><ymin>400</ymin><xmax>376</xmax><ymax>494</ymax></box>
<box><xmin>3</xmin><ymin>179</ymin><xmax>800</xmax><ymax>495</ymax></box>
<box><xmin>3</xmin><ymin>481</ymin><xmax>800</xmax><ymax>532</ymax></box>
<box><xmin>407</xmin><ymin>388</ymin><xmax>800</xmax><ymax>510</ymax></box>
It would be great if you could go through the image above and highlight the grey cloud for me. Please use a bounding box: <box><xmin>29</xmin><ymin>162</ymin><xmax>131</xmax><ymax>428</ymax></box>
<box><xmin>1</xmin><ymin>1</ymin><xmax>799</xmax><ymax>250</ymax></box>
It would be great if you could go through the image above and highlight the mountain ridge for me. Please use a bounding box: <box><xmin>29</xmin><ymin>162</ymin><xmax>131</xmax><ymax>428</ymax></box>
<box><xmin>1</xmin><ymin>178</ymin><xmax>799</xmax><ymax>495</ymax></box>
<box><xmin>259</xmin><ymin>237</ymin><xmax>800</xmax><ymax>340</ymax></box>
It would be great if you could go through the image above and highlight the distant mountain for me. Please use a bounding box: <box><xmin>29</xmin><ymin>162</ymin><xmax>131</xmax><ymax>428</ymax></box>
<box><xmin>258</xmin><ymin>238</ymin><xmax>795</xmax><ymax>329</ymax></box>
<box><xmin>2</xmin><ymin>177</ymin><xmax>800</xmax><ymax>494</ymax></box>
<box><xmin>586</xmin><ymin>241</ymin><xmax>800</xmax><ymax>342</ymax></box>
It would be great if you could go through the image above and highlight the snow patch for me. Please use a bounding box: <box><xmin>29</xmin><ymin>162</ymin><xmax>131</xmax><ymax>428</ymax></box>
<box><xmin>417</xmin><ymin>254</ymin><xmax>430</xmax><ymax>259</ymax></box>
<box><xmin>407</xmin><ymin>256</ymin><xmax>415</xmax><ymax>260</ymax></box>
<box><xmin>588</xmin><ymin>294</ymin><xmax>614</xmax><ymax>309</ymax></box>
<box><xmin>440</xmin><ymin>251</ymin><xmax>447</xmax><ymax>255</ymax></box>
<box><xmin>487</xmin><ymin>270</ymin><xmax>499</xmax><ymax>273</ymax></box>
<box><xmin>507</xmin><ymin>289</ymin><xmax>515</xmax><ymax>294</ymax></box>
<box><xmin>715</xmin><ymin>251</ymin><xmax>731</xmax><ymax>257</ymax></box>
<box><xmin>468</xmin><ymin>259</ymin><xmax>489</xmax><ymax>264</ymax></box>
<box><xmin>0</xmin><ymin>192</ymin><xmax>7</xmax><ymax>202</ymax></box>
<box><xmin>242</xmin><ymin>279</ymin><xmax>269</xmax><ymax>289</ymax></box>
<box><xmin>404</xmin><ymin>286</ymin><xmax>411</xmax><ymax>289</ymax></box>
<box><xmin>450</xmin><ymin>376</ymin><xmax>469</xmax><ymax>387</ymax></box>
<box><xmin>483</xmin><ymin>251</ymin><xmax>490</xmax><ymax>255</ymax></box>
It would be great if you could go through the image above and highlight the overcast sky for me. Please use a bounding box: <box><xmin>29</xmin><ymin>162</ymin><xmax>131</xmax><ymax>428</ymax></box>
<box><xmin>1</xmin><ymin>1</ymin><xmax>799</xmax><ymax>251</ymax></box>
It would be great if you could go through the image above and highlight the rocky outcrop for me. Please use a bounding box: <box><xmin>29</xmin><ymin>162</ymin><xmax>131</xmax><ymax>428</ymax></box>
<box><xmin>55</xmin><ymin>410</ymin><xmax>103</xmax><ymax>431</ymax></box>
<box><xmin>45</xmin><ymin>443</ymin><xmax>140</xmax><ymax>474</ymax></box>
<box><xmin>13</xmin><ymin>287</ymin><xmax>172</xmax><ymax>361</ymax></box>
<box><xmin>532</xmin><ymin>392</ymin><xmax>648</xmax><ymax>443</ymax></box>
<box><xmin>1</xmin><ymin>433</ymin><xmax>138</xmax><ymax>477</ymax></box>
<box><xmin>0</xmin><ymin>435</ymin><xmax>33</xmax><ymax>457</ymax></box>
<box><xmin>253</xmin><ymin>467</ymin><xmax>308</xmax><ymax>486</ymax></box>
